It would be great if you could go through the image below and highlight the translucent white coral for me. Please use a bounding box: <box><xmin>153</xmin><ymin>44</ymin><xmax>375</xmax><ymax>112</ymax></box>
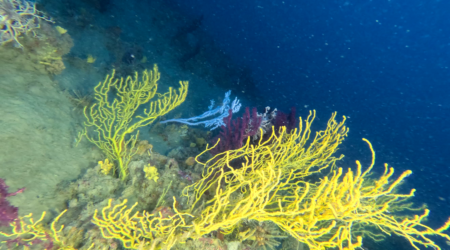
<box><xmin>0</xmin><ymin>0</ymin><xmax>52</xmax><ymax>47</ymax></box>
<box><xmin>160</xmin><ymin>90</ymin><xmax>242</xmax><ymax>130</ymax></box>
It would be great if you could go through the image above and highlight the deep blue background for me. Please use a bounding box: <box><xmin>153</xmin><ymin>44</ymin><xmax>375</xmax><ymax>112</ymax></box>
<box><xmin>172</xmin><ymin>0</ymin><xmax>450</xmax><ymax>231</ymax></box>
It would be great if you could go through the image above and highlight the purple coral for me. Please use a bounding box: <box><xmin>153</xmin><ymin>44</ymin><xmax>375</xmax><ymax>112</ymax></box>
<box><xmin>0</xmin><ymin>178</ymin><xmax>25</xmax><ymax>227</ymax></box>
<box><xmin>1</xmin><ymin>180</ymin><xmax>56</xmax><ymax>250</ymax></box>
<box><xmin>274</xmin><ymin>107</ymin><xmax>297</xmax><ymax>134</ymax></box>
<box><xmin>210</xmin><ymin>107</ymin><xmax>262</xmax><ymax>155</ymax></box>
<box><xmin>244</xmin><ymin>107</ymin><xmax>264</xmax><ymax>138</ymax></box>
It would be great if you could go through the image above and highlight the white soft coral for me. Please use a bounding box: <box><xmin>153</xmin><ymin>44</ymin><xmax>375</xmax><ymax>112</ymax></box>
<box><xmin>0</xmin><ymin>0</ymin><xmax>52</xmax><ymax>47</ymax></box>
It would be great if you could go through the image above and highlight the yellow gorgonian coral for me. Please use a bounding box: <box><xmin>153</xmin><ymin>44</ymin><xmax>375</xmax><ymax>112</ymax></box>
<box><xmin>92</xmin><ymin>111</ymin><xmax>450</xmax><ymax>250</ymax></box>
<box><xmin>183</xmin><ymin>111</ymin><xmax>450</xmax><ymax>249</ymax></box>
<box><xmin>92</xmin><ymin>199</ymin><xmax>192</xmax><ymax>249</ymax></box>
<box><xmin>0</xmin><ymin>210</ymin><xmax>95</xmax><ymax>249</ymax></box>
<box><xmin>144</xmin><ymin>164</ymin><xmax>159</xmax><ymax>182</ymax></box>
<box><xmin>77</xmin><ymin>65</ymin><xmax>188</xmax><ymax>180</ymax></box>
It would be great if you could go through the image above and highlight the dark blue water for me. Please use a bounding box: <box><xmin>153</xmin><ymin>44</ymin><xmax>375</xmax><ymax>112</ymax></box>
<box><xmin>172</xmin><ymin>0</ymin><xmax>450</xmax><ymax>244</ymax></box>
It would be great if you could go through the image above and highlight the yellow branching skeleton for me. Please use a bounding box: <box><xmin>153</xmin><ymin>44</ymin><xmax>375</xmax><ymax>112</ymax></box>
<box><xmin>90</xmin><ymin>111</ymin><xmax>450</xmax><ymax>250</ymax></box>
<box><xmin>77</xmin><ymin>65</ymin><xmax>188</xmax><ymax>180</ymax></box>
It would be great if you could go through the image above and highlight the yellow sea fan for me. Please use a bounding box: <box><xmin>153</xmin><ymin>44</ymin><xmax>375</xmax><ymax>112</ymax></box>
<box><xmin>76</xmin><ymin>65</ymin><xmax>188</xmax><ymax>180</ymax></box>
<box><xmin>90</xmin><ymin>111</ymin><xmax>450</xmax><ymax>250</ymax></box>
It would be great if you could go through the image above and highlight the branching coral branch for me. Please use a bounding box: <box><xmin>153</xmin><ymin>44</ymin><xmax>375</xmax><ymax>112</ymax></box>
<box><xmin>160</xmin><ymin>90</ymin><xmax>241</xmax><ymax>130</ymax></box>
<box><xmin>0</xmin><ymin>210</ymin><xmax>92</xmax><ymax>249</ymax></box>
<box><xmin>92</xmin><ymin>199</ymin><xmax>193</xmax><ymax>250</ymax></box>
<box><xmin>91</xmin><ymin>111</ymin><xmax>450</xmax><ymax>250</ymax></box>
<box><xmin>77</xmin><ymin>65</ymin><xmax>188</xmax><ymax>180</ymax></box>
<box><xmin>0</xmin><ymin>0</ymin><xmax>53</xmax><ymax>47</ymax></box>
<box><xmin>210</xmin><ymin>107</ymin><xmax>263</xmax><ymax>156</ymax></box>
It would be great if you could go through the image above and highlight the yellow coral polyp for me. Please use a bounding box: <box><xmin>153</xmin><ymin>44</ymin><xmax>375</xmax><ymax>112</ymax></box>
<box><xmin>77</xmin><ymin>64</ymin><xmax>188</xmax><ymax>180</ymax></box>
<box><xmin>99</xmin><ymin>158</ymin><xmax>114</xmax><ymax>175</ymax></box>
<box><xmin>144</xmin><ymin>164</ymin><xmax>159</xmax><ymax>182</ymax></box>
